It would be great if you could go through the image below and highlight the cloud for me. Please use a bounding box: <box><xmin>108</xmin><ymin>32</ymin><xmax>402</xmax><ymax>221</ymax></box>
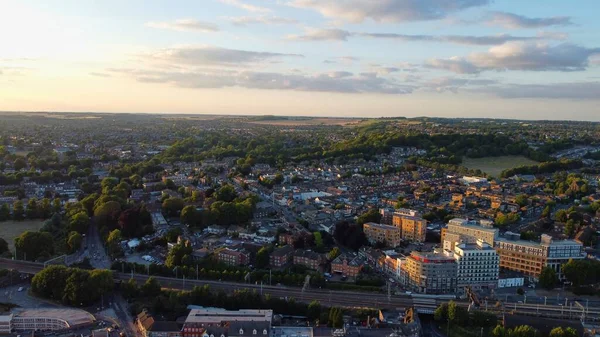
<box><xmin>142</xmin><ymin>45</ymin><xmax>303</xmax><ymax>66</ymax></box>
<box><xmin>359</xmin><ymin>32</ymin><xmax>546</xmax><ymax>45</ymax></box>
<box><xmin>477</xmin><ymin>82</ymin><xmax>600</xmax><ymax>99</ymax></box>
<box><xmin>289</xmin><ymin>0</ymin><xmax>490</xmax><ymax>23</ymax></box>
<box><xmin>109</xmin><ymin>67</ymin><xmax>414</xmax><ymax>94</ymax></box>
<box><xmin>145</xmin><ymin>19</ymin><xmax>219</xmax><ymax>32</ymax></box>
<box><xmin>426</xmin><ymin>42</ymin><xmax>600</xmax><ymax>74</ymax></box>
<box><xmin>288</xmin><ymin>29</ymin><xmax>559</xmax><ymax>45</ymax></box>
<box><xmin>287</xmin><ymin>28</ymin><xmax>352</xmax><ymax>41</ymax></box>
<box><xmin>89</xmin><ymin>72</ymin><xmax>111</xmax><ymax>77</ymax></box>
<box><xmin>486</xmin><ymin>11</ymin><xmax>573</xmax><ymax>29</ymax></box>
<box><xmin>227</xmin><ymin>15</ymin><xmax>298</xmax><ymax>26</ymax></box>
<box><xmin>426</xmin><ymin>76</ymin><xmax>498</xmax><ymax>92</ymax></box>
<box><xmin>219</xmin><ymin>0</ymin><xmax>271</xmax><ymax>13</ymax></box>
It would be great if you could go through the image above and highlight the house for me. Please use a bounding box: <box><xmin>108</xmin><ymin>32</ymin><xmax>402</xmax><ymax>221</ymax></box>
<box><xmin>331</xmin><ymin>254</ymin><xmax>364</xmax><ymax>278</ymax></box>
<box><xmin>138</xmin><ymin>310</ymin><xmax>180</xmax><ymax>337</ymax></box>
<box><xmin>270</xmin><ymin>245</ymin><xmax>294</xmax><ymax>268</ymax></box>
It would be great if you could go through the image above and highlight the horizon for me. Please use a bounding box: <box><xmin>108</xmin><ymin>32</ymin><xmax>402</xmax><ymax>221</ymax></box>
<box><xmin>1</xmin><ymin>1</ymin><xmax>600</xmax><ymax>120</ymax></box>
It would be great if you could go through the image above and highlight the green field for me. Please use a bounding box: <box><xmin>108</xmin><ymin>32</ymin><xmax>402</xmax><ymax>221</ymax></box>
<box><xmin>0</xmin><ymin>220</ymin><xmax>45</xmax><ymax>252</ymax></box>
<box><xmin>462</xmin><ymin>155</ymin><xmax>538</xmax><ymax>177</ymax></box>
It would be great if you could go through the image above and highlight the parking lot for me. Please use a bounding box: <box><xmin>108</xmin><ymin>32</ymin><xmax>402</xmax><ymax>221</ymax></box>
<box><xmin>0</xmin><ymin>284</ymin><xmax>57</xmax><ymax>308</ymax></box>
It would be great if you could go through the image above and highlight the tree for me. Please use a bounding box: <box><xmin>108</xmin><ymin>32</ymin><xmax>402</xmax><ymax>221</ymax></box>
<box><xmin>26</xmin><ymin>198</ymin><xmax>39</xmax><ymax>218</ymax></box>
<box><xmin>165</xmin><ymin>228</ymin><xmax>183</xmax><ymax>243</ymax></box>
<box><xmin>94</xmin><ymin>200</ymin><xmax>121</xmax><ymax>227</ymax></box>
<box><xmin>0</xmin><ymin>204</ymin><xmax>9</xmax><ymax>221</ymax></box>
<box><xmin>165</xmin><ymin>244</ymin><xmax>192</xmax><ymax>268</ymax></box>
<box><xmin>564</xmin><ymin>219</ymin><xmax>577</xmax><ymax>237</ymax></box>
<box><xmin>447</xmin><ymin>301</ymin><xmax>467</xmax><ymax>326</ymax></box>
<box><xmin>515</xmin><ymin>194</ymin><xmax>529</xmax><ymax>207</ymax></box>
<box><xmin>141</xmin><ymin>277</ymin><xmax>162</xmax><ymax>297</ymax></box>
<box><xmin>333</xmin><ymin>221</ymin><xmax>367</xmax><ymax>251</ymax></box>
<box><xmin>434</xmin><ymin>303</ymin><xmax>448</xmax><ymax>321</ymax></box>
<box><xmin>539</xmin><ymin>266</ymin><xmax>558</xmax><ymax>290</ymax></box>
<box><xmin>181</xmin><ymin>205</ymin><xmax>198</xmax><ymax>226</ymax></box>
<box><xmin>69</xmin><ymin>212</ymin><xmax>90</xmax><ymax>234</ymax></box>
<box><xmin>53</xmin><ymin>198</ymin><xmax>62</xmax><ymax>214</ymax></box>
<box><xmin>12</xmin><ymin>200</ymin><xmax>24</xmax><ymax>220</ymax></box>
<box><xmin>307</xmin><ymin>300</ymin><xmax>321</xmax><ymax>321</ymax></box>
<box><xmin>40</xmin><ymin>198</ymin><xmax>52</xmax><ymax>218</ymax></box>
<box><xmin>13</xmin><ymin>157</ymin><xmax>27</xmax><ymax>171</ymax></box>
<box><xmin>162</xmin><ymin>197</ymin><xmax>184</xmax><ymax>217</ymax></box>
<box><xmin>14</xmin><ymin>231</ymin><xmax>54</xmax><ymax>261</ymax></box>
<box><xmin>356</xmin><ymin>209</ymin><xmax>381</xmax><ymax>225</ymax></box>
<box><xmin>107</xmin><ymin>229</ymin><xmax>124</xmax><ymax>258</ymax></box>
<box><xmin>327</xmin><ymin>247</ymin><xmax>341</xmax><ymax>261</ymax></box>
<box><xmin>556</xmin><ymin>209</ymin><xmax>568</xmax><ymax>222</ymax></box>
<box><xmin>256</xmin><ymin>247</ymin><xmax>270</xmax><ymax>269</ymax></box>
<box><xmin>67</xmin><ymin>231</ymin><xmax>83</xmax><ymax>254</ymax></box>
<box><xmin>510</xmin><ymin>325</ymin><xmax>537</xmax><ymax>337</ymax></box>
<box><xmin>0</xmin><ymin>238</ymin><xmax>9</xmax><ymax>255</ymax></box>
<box><xmin>215</xmin><ymin>184</ymin><xmax>237</xmax><ymax>202</ymax></box>
<box><xmin>491</xmin><ymin>325</ymin><xmax>507</xmax><ymax>337</ymax></box>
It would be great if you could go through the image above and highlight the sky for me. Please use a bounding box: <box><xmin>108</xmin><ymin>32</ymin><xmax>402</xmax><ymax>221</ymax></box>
<box><xmin>1</xmin><ymin>0</ymin><xmax>599</xmax><ymax>120</ymax></box>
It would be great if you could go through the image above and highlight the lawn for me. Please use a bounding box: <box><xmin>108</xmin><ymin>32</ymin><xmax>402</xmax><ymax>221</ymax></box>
<box><xmin>462</xmin><ymin>155</ymin><xmax>539</xmax><ymax>177</ymax></box>
<box><xmin>0</xmin><ymin>220</ymin><xmax>46</xmax><ymax>252</ymax></box>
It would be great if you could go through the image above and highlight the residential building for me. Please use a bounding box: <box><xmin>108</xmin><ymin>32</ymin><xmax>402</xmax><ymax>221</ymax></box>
<box><xmin>217</xmin><ymin>247</ymin><xmax>250</xmax><ymax>266</ymax></box>
<box><xmin>494</xmin><ymin>233</ymin><xmax>584</xmax><ymax>280</ymax></box>
<box><xmin>393</xmin><ymin>214</ymin><xmax>427</xmax><ymax>242</ymax></box>
<box><xmin>331</xmin><ymin>254</ymin><xmax>364</xmax><ymax>277</ymax></box>
<box><xmin>137</xmin><ymin>311</ymin><xmax>181</xmax><ymax>337</ymax></box>
<box><xmin>443</xmin><ymin>218</ymin><xmax>498</xmax><ymax>250</ymax></box>
<box><xmin>363</xmin><ymin>222</ymin><xmax>402</xmax><ymax>247</ymax></box>
<box><xmin>270</xmin><ymin>245</ymin><xmax>294</xmax><ymax>268</ymax></box>
<box><xmin>182</xmin><ymin>308</ymin><xmax>272</xmax><ymax>337</ymax></box>
<box><xmin>293</xmin><ymin>250</ymin><xmax>324</xmax><ymax>270</ymax></box>
<box><xmin>452</xmin><ymin>240</ymin><xmax>499</xmax><ymax>290</ymax></box>
<box><xmin>400</xmin><ymin>252</ymin><xmax>457</xmax><ymax>294</ymax></box>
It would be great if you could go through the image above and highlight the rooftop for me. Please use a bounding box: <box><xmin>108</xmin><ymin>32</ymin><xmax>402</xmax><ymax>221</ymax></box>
<box><xmin>185</xmin><ymin>308</ymin><xmax>272</xmax><ymax>324</ymax></box>
<box><xmin>12</xmin><ymin>308</ymin><xmax>95</xmax><ymax>327</ymax></box>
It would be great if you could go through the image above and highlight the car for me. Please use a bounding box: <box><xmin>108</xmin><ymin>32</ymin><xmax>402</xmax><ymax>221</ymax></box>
<box><xmin>17</xmin><ymin>287</ymin><xmax>24</xmax><ymax>292</ymax></box>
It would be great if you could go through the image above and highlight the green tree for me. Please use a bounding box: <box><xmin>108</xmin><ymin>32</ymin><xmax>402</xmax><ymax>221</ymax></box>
<box><xmin>510</xmin><ymin>325</ymin><xmax>537</xmax><ymax>337</ymax></box>
<box><xmin>69</xmin><ymin>211</ymin><xmax>90</xmax><ymax>234</ymax></box>
<box><xmin>141</xmin><ymin>277</ymin><xmax>162</xmax><ymax>297</ymax></box>
<box><xmin>256</xmin><ymin>247</ymin><xmax>270</xmax><ymax>269</ymax></box>
<box><xmin>12</xmin><ymin>200</ymin><xmax>24</xmax><ymax>220</ymax></box>
<box><xmin>491</xmin><ymin>325</ymin><xmax>507</xmax><ymax>337</ymax></box>
<box><xmin>447</xmin><ymin>300</ymin><xmax>467</xmax><ymax>326</ymax></box>
<box><xmin>357</xmin><ymin>209</ymin><xmax>381</xmax><ymax>225</ymax></box>
<box><xmin>14</xmin><ymin>231</ymin><xmax>54</xmax><ymax>260</ymax></box>
<box><xmin>165</xmin><ymin>244</ymin><xmax>193</xmax><ymax>268</ymax></box>
<box><xmin>307</xmin><ymin>300</ymin><xmax>321</xmax><ymax>321</ymax></box>
<box><xmin>162</xmin><ymin>197</ymin><xmax>184</xmax><ymax>217</ymax></box>
<box><xmin>40</xmin><ymin>198</ymin><xmax>52</xmax><ymax>218</ymax></box>
<box><xmin>107</xmin><ymin>229</ymin><xmax>124</xmax><ymax>258</ymax></box>
<box><xmin>327</xmin><ymin>247</ymin><xmax>341</xmax><ymax>261</ymax></box>
<box><xmin>0</xmin><ymin>238</ymin><xmax>9</xmax><ymax>255</ymax></box>
<box><xmin>67</xmin><ymin>231</ymin><xmax>83</xmax><ymax>254</ymax></box>
<box><xmin>515</xmin><ymin>194</ymin><xmax>529</xmax><ymax>207</ymax></box>
<box><xmin>556</xmin><ymin>209</ymin><xmax>568</xmax><ymax>222</ymax></box>
<box><xmin>538</xmin><ymin>266</ymin><xmax>558</xmax><ymax>290</ymax></box>
<box><xmin>0</xmin><ymin>204</ymin><xmax>9</xmax><ymax>221</ymax></box>
<box><xmin>52</xmin><ymin>198</ymin><xmax>62</xmax><ymax>214</ymax></box>
<box><xmin>215</xmin><ymin>184</ymin><xmax>237</xmax><ymax>202</ymax></box>
<box><xmin>180</xmin><ymin>205</ymin><xmax>198</xmax><ymax>226</ymax></box>
<box><xmin>564</xmin><ymin>219</ymin><xmax>577</xmax><ymax>237</ymax></box>
<box><xmin>26</xmin><ymin>197</ymin><xmax>39</xmax><ymax>218</ymax></box>
<box><xmin>434</xmin><ymin>303</ymin><xmax>448</xmax><ymax>321</ymax></box>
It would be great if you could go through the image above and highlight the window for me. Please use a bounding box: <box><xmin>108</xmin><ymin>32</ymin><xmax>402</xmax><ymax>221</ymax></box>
<box><xmin>253</xmin><ymin>330</ymin><xmax>257</xmax><ymax>335</ymax></box>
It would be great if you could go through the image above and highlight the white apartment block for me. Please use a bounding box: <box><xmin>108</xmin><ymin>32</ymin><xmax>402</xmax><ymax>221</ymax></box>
<box><xmin>452</xmin><ymin>239</ymin><xmax>499</xmax><ymax>290</ymax></box>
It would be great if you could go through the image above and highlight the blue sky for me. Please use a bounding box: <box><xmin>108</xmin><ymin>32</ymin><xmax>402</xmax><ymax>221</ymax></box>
<box><xmin>1</xmin><ymin>0</ymin><xmax>599</xmax><ymax>120</ymax></box>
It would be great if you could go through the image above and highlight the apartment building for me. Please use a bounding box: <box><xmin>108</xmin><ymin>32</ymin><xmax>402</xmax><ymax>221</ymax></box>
<box><xmin>400</xmin><ymin>252</ymin><xmax>457</xmax><ymax>294</ymax></box>
<box><xmin>442</xmin><ymin>218</ymin><xmax>498</xmax><ymax>251</ymax></box>
<box><xmin>393</xmin><ymin>214</ymin><xmax>427</xmax><ymax>242</ymax></box>
<box><xmin>363</xmin><ymin>222</ymin><xmax>402</xmax><ymax>247</ymax></box>
<box><xmin>270</xmin><ymin>245</ymin><xmax>293</xmax><ymax>268</ymax></box>
<box><xmin>495</xmin><ymin>233</ymin><xmax>584</xmax><ymax>280</ymax></box>
<box><xmin>182</xmin><ymin>308</ymin><xmax>272</xmax><ymax>337</ymax></box>
<box><xmin>331</xmin><ymin>254</ymin><xmax>364</xmax><ymax>277</ymax></box>
<box><xmin>217</xmin><ymin>247</ymin><xmax>250</xmax><ymax>266</ymax></box>
<box><xmin>453</xmin><ymin>240</ymin><xmax>499</xmax><ymax>290</ymax></box>
<box><xmin>293</xmin><ymin>249</ymin><xmax>324</xmax><ymax>270</ymax></box>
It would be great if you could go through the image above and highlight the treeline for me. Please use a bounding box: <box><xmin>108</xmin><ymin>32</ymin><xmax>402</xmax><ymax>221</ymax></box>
<box><xmin>500</xmin><ymin>159</ymin><xmax>583</xmax><ymax>178</ymax></box>
<box><xmin>121</xmin><ymin>278</ymin><xmax>375</xmax><ymax>324</ymax></box>
<box><xmin>31</xmin><ymin>265</ymin><xmax>114</xmax><ymax>305</ymax></box>
<box><xmin>0</xmin><ymin>197</ymin><xmax>61</xmax><ymax>222</ymax></box>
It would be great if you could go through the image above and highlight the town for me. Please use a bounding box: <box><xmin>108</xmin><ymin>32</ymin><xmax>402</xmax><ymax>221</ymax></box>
<box><xmin>0</xmin><ymin>112</ymin><xmax>599</xmax><ymax>337</ymax></box>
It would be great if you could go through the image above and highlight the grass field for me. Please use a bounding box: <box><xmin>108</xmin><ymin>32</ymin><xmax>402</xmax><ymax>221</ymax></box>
<box><xmin>462</xmin><ymin>155</ymin><xmax>538</xmax><ymax>177</ymax></box>
<box><xmin>0</xmin><ymin>220</ymin><xmax>45</xmax><ymax>251</ymax></box>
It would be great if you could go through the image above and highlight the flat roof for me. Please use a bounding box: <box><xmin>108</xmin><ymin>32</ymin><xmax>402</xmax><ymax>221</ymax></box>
<box><xmin>13</xmin><ymin>308</ymin><xmax>95</xmax><ymax>327</ymax></box>
<box><xmin>186</xmin><ymin>309</ymin><xmax>272</xmax><ymax>324</ymax></box>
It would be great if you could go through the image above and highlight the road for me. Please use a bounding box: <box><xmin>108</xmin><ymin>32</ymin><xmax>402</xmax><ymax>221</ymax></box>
<box><xmin>2</xmin><ymin>258</ymin><xmax>599</xmax><ymax>320</ymax></box>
